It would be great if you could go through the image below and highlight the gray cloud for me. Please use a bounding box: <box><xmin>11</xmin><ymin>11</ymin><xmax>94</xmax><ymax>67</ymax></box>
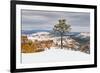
<box><xmin>21</xmin><ymin>9</ymin><xmax>90</xmax><ymax>32</ymax></box>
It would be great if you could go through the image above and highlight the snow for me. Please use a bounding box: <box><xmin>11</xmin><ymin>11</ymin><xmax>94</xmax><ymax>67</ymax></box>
<box><xmin>76</xmin><ymin>32</ymin><xmax>90</xmax><ymax>38</ymax></box>
<box><xmin>80</xmin><ymin>32</ymin><xmax>90</xmax><ymax>37</ymax></box>
<box><xmin>27</xmin><ymin>32</ymin><xmax>52</xmax><ymax>41</ymax></box>
<box><xmin>32</xmin><ymin>32</ymin><xmax>50</xmax><ymax>36</ymax></box>
<box><xmin>22</xmin><ymin>48</ymin><xmax>90</xmax><ymax>64</ymax></box>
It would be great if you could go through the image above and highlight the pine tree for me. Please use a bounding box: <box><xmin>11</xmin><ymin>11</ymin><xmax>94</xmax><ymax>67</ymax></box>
<box><xmin>53</xmin><ymin>19</ymin><xmax>71</xmax><ymax>49</ymax></box>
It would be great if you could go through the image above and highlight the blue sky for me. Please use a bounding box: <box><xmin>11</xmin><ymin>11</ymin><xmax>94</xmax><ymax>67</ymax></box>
<box><xmin>21</xmin><ymin>9</ymin><xmax>90</xmax><ymax>32</ymax></box>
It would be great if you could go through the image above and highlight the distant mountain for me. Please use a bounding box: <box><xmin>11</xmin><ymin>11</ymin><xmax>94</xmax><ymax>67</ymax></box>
<box><xmin>22</xmin><ymin>30</ymin><xmax>51</xmax><ymax>35</ymax></box>
<box><xmin>75</xmin><ymin>32</ymin><xmax>90</xmax><ymax>39</ymax></box>
<box><xmin>22</xmin><ymin>30</ymin><xmax>81</xmax><ymax>36</ymax></box>
<box><xmin>32</xmin><ymin>32</ymin><xmax>50</xmax><ymax>36</ymax></box>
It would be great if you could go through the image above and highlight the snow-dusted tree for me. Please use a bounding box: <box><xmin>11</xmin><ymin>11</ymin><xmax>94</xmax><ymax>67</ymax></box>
<box><xmin>53</xmin><ymin>19</ymin><xmax>71</xmax><ymax>49</ymax></box>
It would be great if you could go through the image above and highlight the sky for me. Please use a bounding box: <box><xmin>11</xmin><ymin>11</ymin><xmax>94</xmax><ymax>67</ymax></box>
<box><xmin>21</xmin><ymin>9</ymin><xmax>90</xmax><ymax>32</ymax></box>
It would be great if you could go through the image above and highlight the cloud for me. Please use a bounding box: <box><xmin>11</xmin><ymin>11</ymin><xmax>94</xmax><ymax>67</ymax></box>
<box><xmin>21</xmin><ymin>9</ymin><xmax>90</xmax><ymax>32</ymax></box>
<box><xmin>71</xmin><ymin>26</ymin><xmax>90</xmax><ymax>32</ymax></box>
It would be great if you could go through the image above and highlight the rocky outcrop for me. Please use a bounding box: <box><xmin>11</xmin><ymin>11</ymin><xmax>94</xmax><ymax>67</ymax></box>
<box><xmin>80</xmin><ymin>43</ymin><xmax>90</xmax><ymax>54</ymax></box>
<box><xmin>21</xmin><ymin>36</ymin><xmax>54</xmax><ymax>53</ymax></box>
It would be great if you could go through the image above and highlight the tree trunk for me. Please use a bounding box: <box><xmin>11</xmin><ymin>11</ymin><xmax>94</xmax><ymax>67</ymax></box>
<box><xmin>61</xmin><ymin>33</ymin><xmax>63</xmax><ymax>49</ymax></box>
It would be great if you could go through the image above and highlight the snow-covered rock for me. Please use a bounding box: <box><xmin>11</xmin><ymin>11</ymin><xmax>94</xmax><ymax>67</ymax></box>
<box><xmin>32</xmin><ymin>32</ymin><xmax>50</xmax><ymax>36</ymax></box>
<box><xmin>27</xmin><ymin>32</ymin><xmax>51</xmax><ymax>41</ymax></box>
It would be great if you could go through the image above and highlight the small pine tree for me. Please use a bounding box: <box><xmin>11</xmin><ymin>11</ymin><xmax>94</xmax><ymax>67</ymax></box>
<box><xmin>53</xmin><ymin>19</ymin><xmax>71</xmax><ymax>49</ymax></box>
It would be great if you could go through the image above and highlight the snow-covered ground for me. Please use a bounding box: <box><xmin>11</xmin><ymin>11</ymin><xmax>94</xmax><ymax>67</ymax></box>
<box><xmin>21</xmin><ymin>32</ymin><xmax>90</xmax><ymax>64</ymax></box>
<box><xmin>22</xmin><ymin>48</ymin><xmax>90</xmax><ymax>64</ymax></box>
